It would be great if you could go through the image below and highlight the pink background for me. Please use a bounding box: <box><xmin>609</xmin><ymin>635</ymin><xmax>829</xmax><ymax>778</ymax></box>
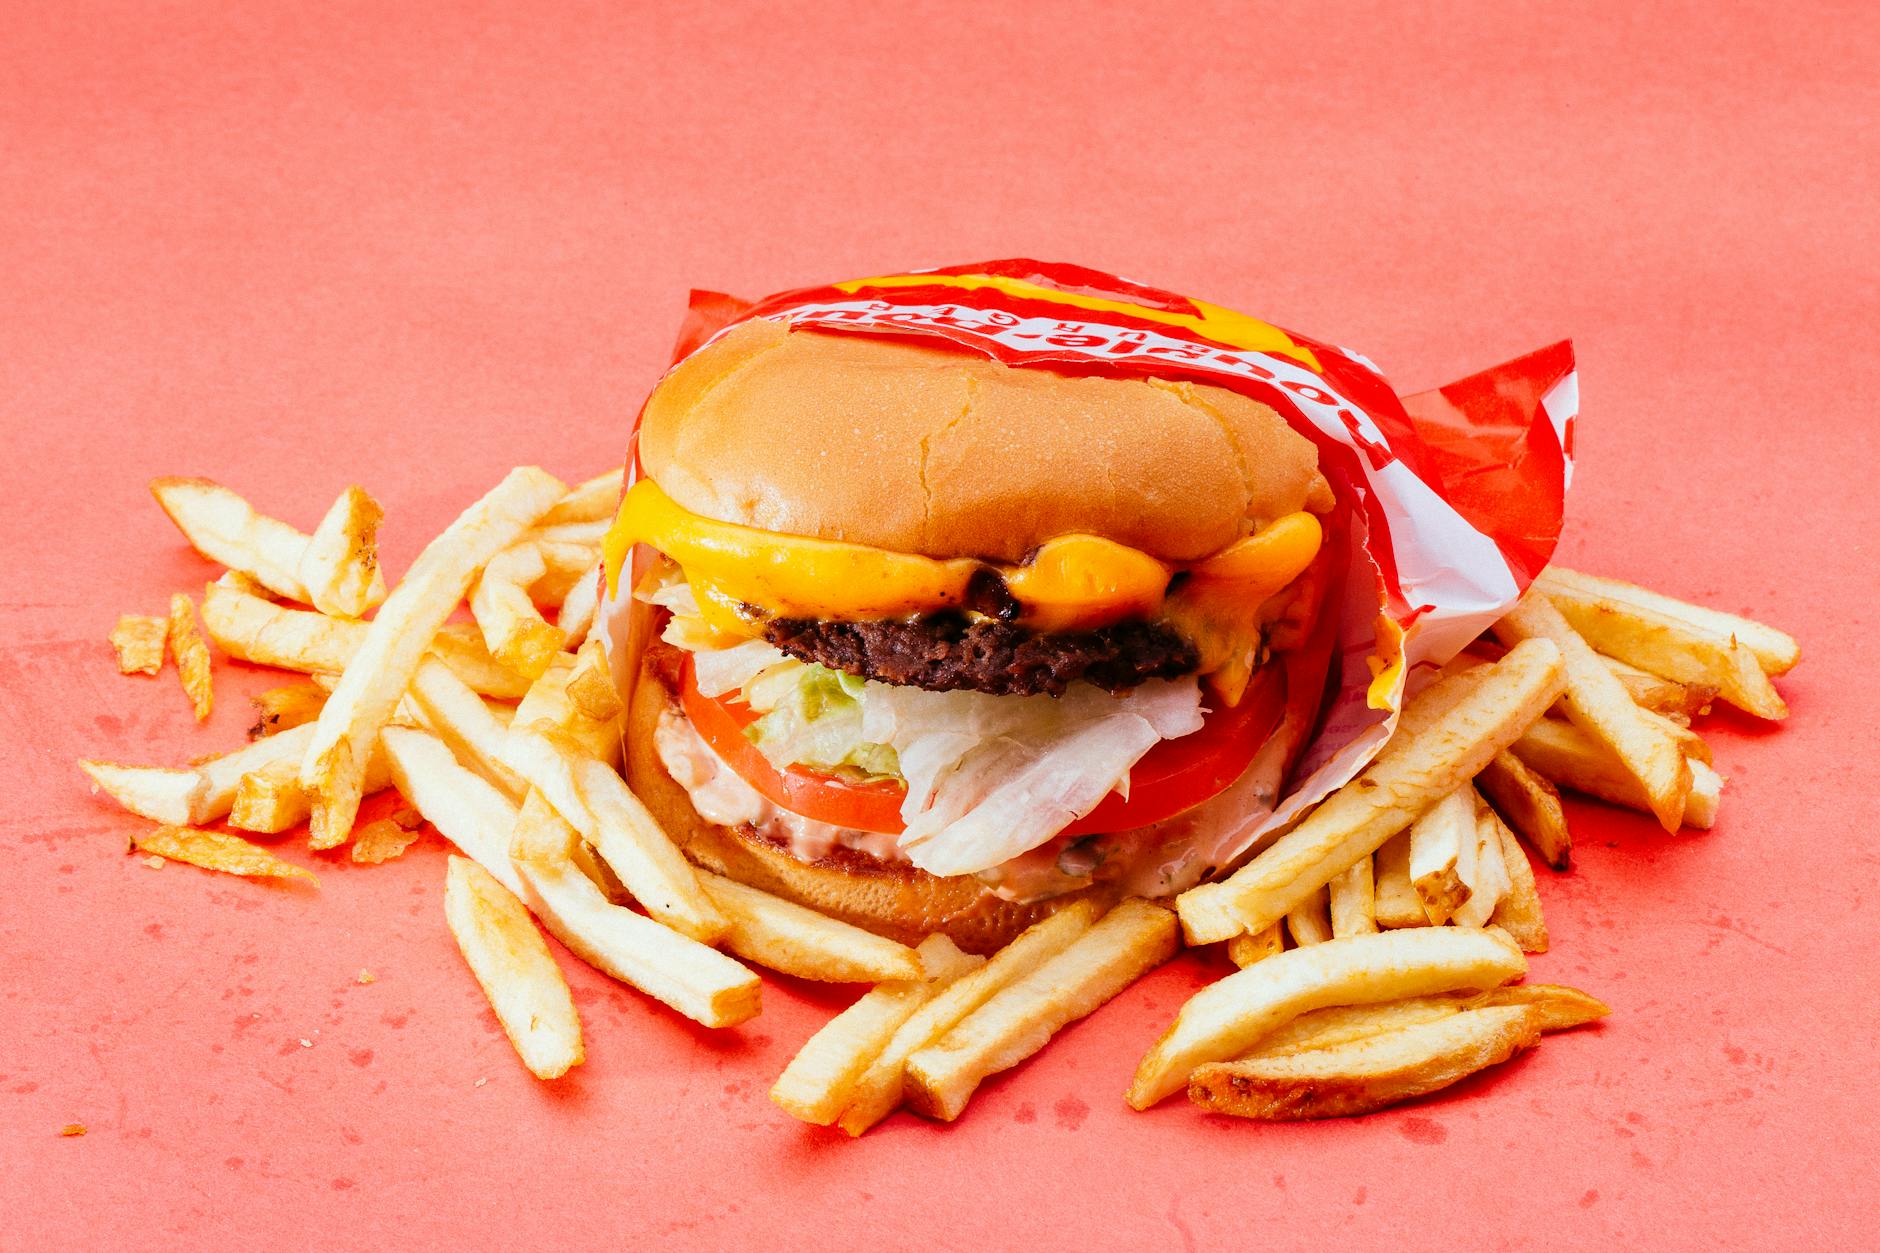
<box><xmin>5</xmin><ymin>3</ymin><xmax>1875</xmax><ymax>1248</ymax></box>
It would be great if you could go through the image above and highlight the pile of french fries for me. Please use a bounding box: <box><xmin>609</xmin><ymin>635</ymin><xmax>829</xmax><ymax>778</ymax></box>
<box><xmin>81</xmin><ymin>465</ymin><xmax>1796</xmax><ymax>1125</ymax></box>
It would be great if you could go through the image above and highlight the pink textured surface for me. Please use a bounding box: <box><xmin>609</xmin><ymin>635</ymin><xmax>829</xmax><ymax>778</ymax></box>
<box><xmin>4</xmin><ymin>3</ymin><xmax>1874</xmax><ymax>1248</ymax></box>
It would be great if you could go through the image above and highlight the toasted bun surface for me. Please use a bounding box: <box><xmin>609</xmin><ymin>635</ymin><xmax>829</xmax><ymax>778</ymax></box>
<box><xmin>624</xmin><ymin>657</ymin><xmax>1109</xmax><ymax>954</ymax></box>
<box><xmin>638</xmin><ymin>318</ymin><xmax>1331</xmax><ymax>564</ymax></box>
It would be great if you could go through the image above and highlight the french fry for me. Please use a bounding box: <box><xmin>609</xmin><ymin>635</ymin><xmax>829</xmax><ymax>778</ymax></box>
<box><xmin>531</xmin><ymin>540</ymin><xmax>602</xmax><ymax>606</ymax></box>
<box><xmin>132</xmin><ymin>825</ymin><xmax>316</xmax><ymax>884</ymax></box>
<box><xmin>1328</xmin><ymin>856</ymin><xmax>1378</xmax><ymax>938</ymax></box>
<box><xmin>556</xmin><ymin>564</ymin><xmax>602</xmax><ymax>648</ymax></box>
<box><xmin>383</xmin><ymin>725</ymin><xmax>758</xmax><ymax>1027</ymax></box>
<box><xmin>150</xmin><ymin>476</ymin><xmax>312</xmax><ymax>601</ymax></box>
<box><xmin>301</xmin><ymin>466</ymin><xmax>564</xmax><ymax>847</ymax></box>
<box><xmin>1176</xmin><ymin>639</ymin><xmax>1565</xmax><ymax>945</ymax></box>
<box><xmin>539</xmin><ymin>468</ymin><xmax>623</xmax><ymax>527</ymax></box>
<box><xmin>699</xmin><ymin>870</ymin><xmax>922</xmax><ymax>983</ymax></box>
<box><xmin>1487</xmin><ymin>813</ymin><xmax>1548</xmax><ymax>952</ymax></box>
<box><xmin>1495</xmin><ymin>589</ymin><xmax>1691</xmax><ymax>832</ymax></box>
<box><xmin>229</xmin><ymin>738</ymin><xmax>393</xmax><ymax>833</ymax></box>
<box><xmin>510</xmin><ymin>787</ymin><xmax>580</xmax><ymax>865</ymax></box>
<box><xmin>904</xmin><ymin>899</ymin><xmax>1179</xmax><ymax>1121</ymax></box>
<box><xmin>110</xmin><ymin>614</ymin><xmax>167</xmax><ymax>675</ymax></box>
<box><xmin>406</xmin><ymin>657</ymin><xmax>527</xmax><ymax>800</ymax></box>
<box><xmin>527</xmin><ymin>520</ymin><xmax>609</xmax><ymax>548</ymax></box>
<box><xmin>1537</xmin><ymin>567</ymin><xmax>1799</xmax><ymax>676</ymax></box>
<box><xmin>1227</xmin><ymin>923</ymin><xmax>1285</xmax><ymax>968</ymax></box>
<box><xmin>472</xmin><ymin>542</ymin><xmax>566</xmax><ymax>682</ymax></box>
<box><xmin>772</xmin><ymin>936</ymin><xmax>983</xmax><ymax>1126</ymax></box>
<box><xmin>566</xmin><ymin>639</ymin><xmax>623</xmax><ymax>722</ymax></box>
<box><xmin>1601</xmin><ymin>654</ymin><xmax>1717</xmax><ymax>718</ymax></box>
<box><xmin>1512</xmin><ymin>718</ymin><xmax>1722</xmax><ymax>829</ymax></box>
<box><xmin>1187</xmin><ymin>1004</ymin><xmax>1543</xmax><ymax>1120</ymax></box>
<box><xmin>1127</xmin><ymin>927</ymin><xmax>1525</xmax><ymax>1108</ymax></box>
<box><xmin>1451</xmin><ymin>801</ymin><xmax>1510</xmax><ymax>930</ymax></box>
<box><xmin>517</xmin><ymin>856</ymin><xmax>761</xmax><ymax>1028</ymax></box>
<box><xmin>1285</xmin><ymin>886</ymin><xmax>1333</xmax><ymax>946</ymax></box>
<box><xmin>501</xmin><ymin>726</ymin><xmax>723</xmax><ymax>942</ymax></box>
<box><xmin>1408</xmin><ymin>788</ymin><xmax>1475</xmax><ymax>925</ymax></box>
<box><xmin>442</xmin><ymin>855</ymin><xmax>583</xmax><ymax>1080</ymax></box>
<box><xmin>201</xmin><ymin>579</ymin><xmax>530</xmax><ymax>698</ymax></box>
<box><xmin>838</xmin><ymin>901</ymin><xmax>1101</xmax><ymax>1136</ymax></box>
<box><xmin>512</xmin><ymin>652</ymin><xmax>621</xmax><ymax>763</ymax></box>
<box><xmin>167</xmin><ymin>592</ymin><xmax>213</xmax><ymax>721</ymax></box>
<box><xmin>248</xmin><ymin>681</ymin><xmax>328</xmax><ymax>738</ymax></box>
<box><xmin>1474</xmin><ymin>750</ymin><xmax>1571</xmax><ymax>870</ymax></box>
<box><xmin>351</xmin><ymin>817</ymin><xmax>423</xmax><ymax>864</ymax></box>
<box><xmin>84</xmin><ymin>722</ymin><xmax>320</xmax><ymax>827</ymax></box>
<box><xmin>1372</xmin><ymin>831</ymin><xmax>1426</xmax><ymax>929</ymax></box>
<box><xmin>1241</xmin><ymin>982</ymin><xmax>1605</xmax><ymax>1061</ymax></box>
<box><xmin>297</xmin><ymin>484</ymin><xmax>387</xmax><ymax>618</ymax></box>
<box><xmin>1478</xmin><ymin>982</ymin><xmax>1608</xmax><ymax>1030</ymax></box>
<box><xmin>1536</xmin><ymin>576</ymin><xmax>1787</xmax><ymax>719</ymax></box>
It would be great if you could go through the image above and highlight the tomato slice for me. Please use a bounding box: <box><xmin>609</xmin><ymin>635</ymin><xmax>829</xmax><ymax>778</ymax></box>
<box><xmin>677</xmin><ymin>656</ymin><xmax>1285</xmax><ymax>839</ymax></box>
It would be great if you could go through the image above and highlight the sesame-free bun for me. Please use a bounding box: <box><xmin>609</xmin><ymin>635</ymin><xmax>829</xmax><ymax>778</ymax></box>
<box><xmin>623</xmin><ymin>658</ymin><xmax>1109</xmax><ymax>954</ymax></box>
<box><xmin>638</xmin><ymin>318</ymin><xmax>1332</xmax><ymax>564</ymax></box>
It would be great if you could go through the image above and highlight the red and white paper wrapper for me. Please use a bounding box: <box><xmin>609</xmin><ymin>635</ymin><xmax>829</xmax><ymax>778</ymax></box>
<box><xmin>601</xmin><ymin>260</ymin><xmax>1576</xmax><ymax>886</ymax></box>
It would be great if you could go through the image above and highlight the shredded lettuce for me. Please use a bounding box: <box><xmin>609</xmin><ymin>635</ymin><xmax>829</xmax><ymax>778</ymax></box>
<box><xmin>746</xmin><ymin>663</ymin><xmax>901</xmax><ymax>781</ymax></box>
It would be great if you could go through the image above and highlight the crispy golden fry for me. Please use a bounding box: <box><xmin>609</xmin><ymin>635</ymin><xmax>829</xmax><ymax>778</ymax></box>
<box><xmin>406</xmin><ymin>657</ymin><xmax>527</xmax><ymax>799</ymax></box>
<box><xmin>1408</xmin><ymin>788</ymin><xmax>1475</xmax><ymax>925</ymax></box>
<box><xmin>248</xmin><ymin>681</ymin><xmax>328</xmax><ymax>738</ymax></box>
<box><xmin>298</xmin><ymin>484</ymin><xmax>387</xmax><ymax>618</ymax></box>
<box><xmin>1285</xmin><ymin>886</ymin><xmax>1333</xmax><ymax>946</ymax></box>
<box><xmin>1512</xmin><ymin>717</ymin><xmax>1722</xmax><ymax>828</ymax></box>
<box><xmin>555</xmin><ymin>562</ymin><xmax>602</xmax><ymax>648</ymax></box>
<box><xmin>1487</xmin><ymin>814</ymin><xmax>1548</xmax><ymax>952</ymax></box>
<box><xmin>905</xmin><ymin>900</ymin><xmax>1179</xmax><ymax>1121</ymax></box>
<box><xmin>838</xmin><ymin>901</ymin><xmax>1101</xmax><ymax>1136</ymax></box>
<box><xmin>166</xmin><ymin>593</ymin><xmax>213</xmax><ymax>722</ymax></box>
<box><xmin>201</xmin><ymin>580</ymin><xmax>529</xmax><ymax>698</ymax></box>
<box><xmin>228</xmin><ymin>738</ymin><xmax>392</xmax><ymax>833</ymax></box>
<box><xmin>1328</xmin><ymin>856</ymin><xmax>1378</xmax><ymax>938</ymax></box>
<box><xmin>133</xmin><ymin>825</ymin><xmax>317</xmax><ymax>884</ymax></box>
<box><xmin>699</xmin><ymin>870</ymin><xmax>922</xmax><ymax>983</ymax></box>
<box><xmin>383</xmin><ymin>725</ymin><xmax>757</xmax><ymax>1027</ymax></box>
<box><xmin>1478</xmin><ymin>982</ymin><xmax>1608</xmax><ymax>1030</ymax></box>
<box><xmin>149</xmin><ymin>476</ymin><xmax>312</xmax><ymax>600</ymax></box>
<box><xmin>1188</xmin><ymin>1004</ymin><xmax>1542</xmax><ymax>1120</ymax></box>
<box><xmin>1496</xmin><ymin>589</ymin><xmax>1692</xmax><ymax>832</ymax></box>
<box><xmin>517</xmin><ymin>855</ymin><xmax>761</xmax><ymax>1028</ymax></box>
<box><xmin>1241</xmin><ymin>993</ymin><xmax>1475</xmax><ymax>1058</ymax></box>
<box><xmin>1538</xmin><ymin>579</ymin><xmax>1787</xmax><ymax>720</ymax></box>
<box><xmin>1371</xmin><ymin>830</ymin><xmax>1426</xmax><ymax>929</ymax></box>
<box><xmin>1451</xmin><ymin>801</ymin><xmax>1511</xmax><ymax>930</ymax></box>
<box><xmin>1537</xmin><ymin>566</ymin><xmax>1799</xmax><ymax>675</ymax></box>
<box><xmin>539</xmin><ymin>468</ymin><xmax>623</xmax><ymax>527</ymax></box>
<box><xmin>1475</xmin><ymin>750</ymin><xmax>1571</xmax><ymax>870</ymax></box>
<box><xmin>471</xmin><ymin>542</ymin><xmax>565</xmax><ymax>682</ymax></box>
<box><xmin>110</xmin><ymin>614</ymin><xmax>167</xmax><ymax>675</ymax></box>
<box><xmin>84</xmin><ymin>722</ymin><xmax>318</xmax><ymax>827</ymax></box>
<box><xmin>772</xmin><ymin>936</ymin><xmax>982</xmax><ymax>1126</ymax></box>
<box><xmin>1127</xmin><ymin>927</ymin><xmax>1525</xmax><ymax>1108</ymax></box>
<box><xmin>566</xmin><ymin>640</ymin><xmax>623</xmax><ymax>722</ymax></box>
<box><xmin>301</xmin><ymin>466</ymin><xmax>564</xmax><ymax>847</ymax></box>
<box><xmin>512</xmin><ymin>652</ymin><xmax>621</xmax><ymax>763</ymax></box>
<box><xmin>502</xmin><ymin>726</ymin><xmax>723</xmax><ymax>942</ymax></box>
<box><xmin>527</xmin><ymin>520</ymin><xmax>609</xmax><ymax>548</ymax></box>
<box><xmin>531</xmin><ymin>539</ymin><xmax>602</xmax><ymax>605</ymax></box>
<box><xmin>1176</xmin><ymin>640</ymin><xmax>1565</xmax><ymax>945</ymax></box>
<box><xmin>1601</xmin><ymin>654</ymin><xmax>1718</xmax><ymax>718</ymax></box>
<box><xmin>351</xmin><ymin>817</ymin><xmax>423</xmax><ymax>864</ymax></box>
<box><xmin>1227</xmin><ymin>923</ymin><xmax>1285</xmax><ymax>968</ymax></box>
<box><xmin>442</xmin><ymin>855</ymin><xmax>582</xmax><ymax>1080</ymax></box>
<box><xmin>510</xmin><ymin>787</ymin><xmax>580</xmax><ymax>865</ymax></box>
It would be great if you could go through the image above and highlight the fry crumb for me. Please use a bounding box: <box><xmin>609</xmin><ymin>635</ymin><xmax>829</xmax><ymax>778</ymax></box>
<box><xmin>474</xmin><ymin>1077</ymin><xmax>487</xmax><ymax>1088</ymax></box>
<box><xmin>356</xmin><ymin>969</ymin><xmax>376</xmax><ymax>985</ymax></box>
<box><xmin>143</xmin><ymin>855</ymin><xmax>166</xmax><ymax>870</ymax></box>
<box><xmin>299</xmin><ymin>1038</ymin><xmax>313</xmax><ymax>1048</ymax></box>
<box><xmin>390</xmin><ymin>807</ymin><xmax>423</xmax><ymax>831</ymax></box>
<box><xmin>60</xmin><ymin>1123</ymin><xmax>86</xmax><ymax>1137</ymax></box>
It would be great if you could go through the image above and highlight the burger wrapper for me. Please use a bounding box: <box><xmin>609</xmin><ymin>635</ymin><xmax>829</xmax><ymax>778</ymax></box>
<box><xmin>600</xmin><ymin>260</ymin><xmax>1576</xmax><ymax>887</ymax></box>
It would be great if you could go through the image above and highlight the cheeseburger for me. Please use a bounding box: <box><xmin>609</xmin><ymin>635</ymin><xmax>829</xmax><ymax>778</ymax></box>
<box><xmin>605</xmin><ymin>316</ymin><xmax>1340</xmax><ymax>952</ymax></box>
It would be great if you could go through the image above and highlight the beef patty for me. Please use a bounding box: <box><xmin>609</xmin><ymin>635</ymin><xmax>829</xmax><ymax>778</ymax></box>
<box><xmin>761</xmin><ymin>613</ymin><xmax>1201</xmax><ymax>697</ymax></box>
